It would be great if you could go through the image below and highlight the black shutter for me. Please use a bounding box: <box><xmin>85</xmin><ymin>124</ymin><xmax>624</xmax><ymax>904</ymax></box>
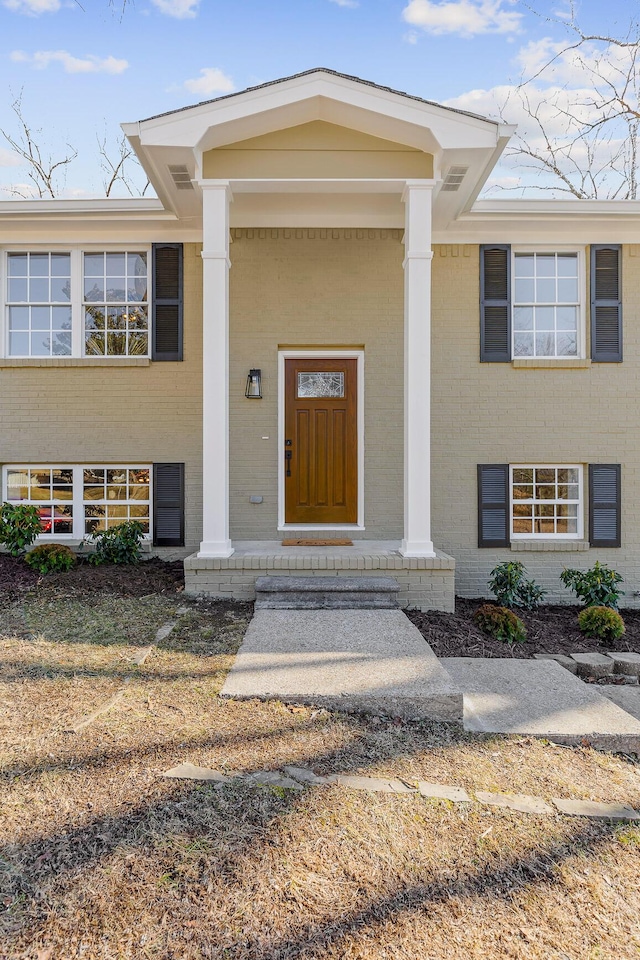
<box><xmin>591</xmin><ymin>245</ymin><xmax>622</xmax><ymax>362</ymax></box>
<box><xmin>480</xmin><ymin>245</ymin><xmax>511</xmax><ymax>362</ymax></box>
<box><xmin>589</xmin><ymin>464</ymin><xmax>621</xmax><ymax>547</ymax></box>
<box><xmin>478</xmin><ymin>464</ymin><xmax>510</xmax><ymax>547</ymax></box>
<box><xmin>152</xmin><ymin>243</ymin><xmax>183</xmax><ymax>361</ymax></box>
<box><xmin>153</xmin><ymin>463</ymin><xmax>185</xmax><ymax>546</ymax></box>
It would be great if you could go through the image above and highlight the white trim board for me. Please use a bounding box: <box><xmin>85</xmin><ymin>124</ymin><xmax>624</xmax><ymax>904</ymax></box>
<box><xmin>277</xmin><ymin>349</ymin><xmax>365</xmax><ymax>531</ymax></box>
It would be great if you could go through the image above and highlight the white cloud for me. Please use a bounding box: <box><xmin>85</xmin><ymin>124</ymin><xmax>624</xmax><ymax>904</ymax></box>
<box><xmin>151</xmin><ymin>0</ymin><xmax>200</xmax><ymax>18</ymax></box>
<box><xmin>402</xmin><ymin>0</ymin><xmax>522</xmax><ymax>37</ymax></box>
<box><xmin>10</xmin><ymin>50</ymin><xmax>129</xmax><ymax>74</ymax></box>
<box><xmin>183</xmin><ymin>67</ymin><xmax>235</xmax><ymax>97</ymax></box>
<box><xmin>3</xmin><ymin>0</ymin><xmax>60</xmax><ymax>14</ymax></box>
<box><xmin>329</xmin><ymin>0</ymin><xmax>359</xmax><ymax>7</ymax></box>
<box><xmin>0</xmin><ymin>148</ymin><xmax>23</xmax><ymax>168</ymax></box>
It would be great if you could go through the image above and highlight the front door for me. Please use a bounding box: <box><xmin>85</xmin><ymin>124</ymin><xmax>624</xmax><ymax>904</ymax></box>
<box><xmin>284</xmin><ymin>357</ymin><xmax>358</xmax><ymax>524</ymax></box>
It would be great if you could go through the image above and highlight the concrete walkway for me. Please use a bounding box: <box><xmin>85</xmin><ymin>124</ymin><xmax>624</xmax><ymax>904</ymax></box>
<box><xmin>221</xmin><ymin>609</ymin><xmax>462</xmax><ymax>721</ymax></box>
<box><xmin>222</xmin><ymin>609</ymin><xmax>640</xmax><ymax>751</ymax></box>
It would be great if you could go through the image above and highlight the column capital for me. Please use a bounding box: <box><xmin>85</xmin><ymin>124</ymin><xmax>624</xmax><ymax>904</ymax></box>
<box><xmin>402</xmin><ymin>179</ymin><xmax>437</xmax><ymax>202</ymax></box>
<box><xmin>198</xmin><ymin>179</ymin><xmax>234</xmax><ymax>200</ymax></box>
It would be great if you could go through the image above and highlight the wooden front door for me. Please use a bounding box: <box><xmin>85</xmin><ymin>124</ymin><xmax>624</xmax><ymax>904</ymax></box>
<box><xmin>284</xmin><ymin>358</ymin><xmax>358</xmax><ymax>524</ymax></box>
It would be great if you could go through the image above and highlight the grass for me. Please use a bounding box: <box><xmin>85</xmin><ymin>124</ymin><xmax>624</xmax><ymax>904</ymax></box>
<box><xmin>1</xmin><ymin>584</ymin><xmax>640</xmax><ymax>958</ymax></box>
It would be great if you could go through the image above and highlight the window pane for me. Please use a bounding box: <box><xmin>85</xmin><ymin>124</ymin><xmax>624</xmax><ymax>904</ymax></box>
<box><xmin>513</xmin><ymin>519</ymin><xmax>533</xmax><ymax>533</ymax></box>
<box><xmin>107</xmin><ymin>469</ymin><xmax>127</xmax><ymax>484</ymax></box>
<box><xmin>535</xmin><ymin>332</ymin><xmax>554</xmax><ymax>356</ymax></box>
<box><xmin>9</xmin><ymin>332</ymin><xmax>29</xmax><ymax>355</ymax></box>
<box><xmin>557</xmin><ymin>278</ymin><xmax>578</xmax><ymax>302</ymax></box>
<box><xmin>557</xmin><ymin>306</ymin><xmax>577</xmax><ymax>330</ymax></box>
<box><xmin>84</xmin><ymin>253</ymin><xmax>104</xmax><ymax>276</ymax></box>
<box><xmin>29</xmin><ymin>277</ymin><xmax>49</xmax><ymax>302</ymax></box>
<box><xmin>536</xmin><ymin>484</ymin><xmax>556</xmax><ymax>500</ymax></box>
<box><xmin>128</xmin><ymin>332</ymin><xmax>148</xmax><ymax>356</ymax></box>
<box><xmin>513</xmin><ymin>503</ymin><xmax>532</xmax><ymax>517</ymax></box>
<box><xmin>557</xmin><ymin>334</ymin><xmax>577</xmax><ymax>356</ymax></box>
<box><xmin>130</xmin><ymin>469</ymin><xmax>150</xmax><ymax>484</ymax></box>
<box><xmin>536</xmin><ymin>254</ymin><xmax>556</xmax><ymax>277</ymax></box>
<box><xmin>513</xmin><ymin>468</ymin><xmax>533</xmax><ymax>483</ymax></box>
<box><xmin>31</xmin><ymin>306</ymin><xmax>50</xmax><ymax>330</ymax></box>
<box><xmin>8</xmin><ymin>253</ymin><xmax>27</xmax><ymax>276</ymax></box>
<box><xmin>84</xmin><ymin>278</ymin><xmax>104</xmax><ymax>301</ymax></box>
<box><xmin>84</xmin><ymin>468</ymin><xmax>105</xmax><ymax>485</ymax></box>
<box><xmin>85</xmin><ymin>307</ymin><xmax>105</xmax><ymax>331</ymax></box>
<box><xmin>557</xmin><ymin>254</ymin><xmax>578</xmax><ymax>276</ymax></box>
<box><xmin>52</xmin><ymin>332</ymin><xmax>72</xmax><ymax>356</ymax></box>
<box><xmin>130</xmin><ymin>503</ymin><xmax>149</xmax><ymax>518</ymax></box>
<box><xmin>513</xmin><ymin>333</ymin><xmax>533</xmax><ymax>357</ymax></box>
<box><xmin>106</xmin><ymin>253</ymin><xmax>126</xmax><ymax>276</ymax></box>
<box><xmin>535</xmin><ymin>307</ymin><xmax>554</xmax><ymax>330</ymax></box>
<box><xmin>7</xmin><ymin>470</ymin><xmax>29</xmax><ymax>499</ymax></box>
<box><xmin>30</xmin><ymin>333</ymin><xmax>51</xmax><ymax>356</ymax></box>
<box><xmin>51</xmin><ymin>253</ymin><xmax>71</xmax><ymax>277</ymax></box>
<box><xmin>52</xmin><ymin>306</ymin><xmax>72</xmax><ymax>330</ymax></box>
<box><xmin>29</xmin><ymin>254</ymin><xmax>49</xmax><ymax>277</ymax></box>
<box><xmin>106</xmin><ymin>332</ymin><xmax>127</xmax><ymax>355</ymax></box>
<box><xmin>8</xmin><ymin>277</ymin><xmax>28</xmax><ymax>301</ymax></box>
<box><xmin>514</xmin><ymin>278</ymin><xmax>534</xmax><ymax>302</ymax></box>
<box><xmin>107</xmin><ymin>307</ymin><xmax>127</xmax><ymax>330</ymax></box>
<box><xmin>9</xmin><ymin>306</ymin><xmax>29</xmax><ymax>330</ymax></box>
<box><xmin>127</xmin><ymin>307</ymin><xmax>148</xmax><ymax>330</ymax></box>
<box><xmin>105</xmin><ymin>278</ymin><xmax>126</xmax><ymax>302</ymax></box>
<box><xmin>536</xmin><ymin>468</ymin><xmax>555</xmax><ymax>483</ymax></box>
<box><xmin>51</xmin><ymin>277</ymin><xmax>71</xmax><ymax>302</ymax></box>
<box><xmin>85</xmin><ymin>332</ymin><xmax>105</xmax><ymax>355</ymax></box>
<box><xmin>514</xmin><ymin>254</ymin><xmax>534</xmax><ymax>277</ymax></box>
<box><xmin>512</xmin><ymin>484</ymin><xmax>533</xmax><ymax>500</ymax></box>
<box><xmin>536</xmin><ymin>278</ymin><xmax>556</xmax><ymax>302</ymax></box>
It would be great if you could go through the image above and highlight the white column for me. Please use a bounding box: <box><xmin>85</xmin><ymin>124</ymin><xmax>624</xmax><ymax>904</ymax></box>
<box><xmin>400</xmin><ymin>180</ymin><xmax>436</xmax><ymax>558</ymax></box>
<box><xmin>198</xmin><ymin>181</ymin><xmax>234</xmax><ymax>558</ymax></box>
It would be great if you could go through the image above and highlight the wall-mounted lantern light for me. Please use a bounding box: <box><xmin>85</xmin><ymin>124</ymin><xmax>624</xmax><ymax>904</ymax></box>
<box><xmin>245</xmin><ymin>368</ymin><xmax>262</xmax><ymax>399</ymax></box>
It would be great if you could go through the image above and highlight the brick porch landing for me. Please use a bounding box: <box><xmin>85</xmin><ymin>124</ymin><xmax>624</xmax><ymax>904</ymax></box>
<box><xmin>184</xmin><ymin>541</ymin><xmax>455</xmax><ymax>612</ymax></box>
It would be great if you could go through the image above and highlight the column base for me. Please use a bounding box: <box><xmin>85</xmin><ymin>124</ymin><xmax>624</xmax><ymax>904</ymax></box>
<box><xmin>400</xmin><ymin>539</ymin><xmax>436</xmax><ymax>559</ymax></box>
<box><xmin>197</xmin><ymin>540</ymin><xmax>235</xmax><ymax>559</ymax></box>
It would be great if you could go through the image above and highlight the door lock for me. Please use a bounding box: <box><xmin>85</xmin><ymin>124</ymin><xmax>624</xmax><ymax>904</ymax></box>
<box><xmin>285</xmin><ymin>449</ymin><xmax>292</xmax><ymax>477</ymax></box>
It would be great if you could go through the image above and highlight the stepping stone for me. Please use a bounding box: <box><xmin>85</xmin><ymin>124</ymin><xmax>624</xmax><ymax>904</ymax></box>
<box><xmin>599</xmin><ymin>686</ymin><xmax>640</xmax><ymax>721</ymax></box>
<box><xmin>605</xmin><ymin>652</ymin><xmax>640</xmax><ymax>678</ymax></box>
<box><xmin>552</xmin><ymin>798</ymin><xmax>640</xmax><ymax>821</ymax></box>
<box><xmin>240</xmin><ymin>770</ymin><xmax>304</xmax><ymax>791</ymax></box>
<box><xmin>533</xmin><ymin>654</ymin><xmax>578</xmax><ymax>674</ymax></box>
<box><xmin>417</xmin><ymin>782</ymin><xmax>471</xmax><ymax>802</ymax></box>
<box><xmin>334</xmin><ymin>774</ymin><xmax>415</xmax><ymax>793</ymax></box>
<box><xmin>476</xmin><ymin>791</ymin><xmax>553</xmax><ymax>815</ymax></box>
<box><xmin>283</xmin><ymin>765</ymin><xmax>331</xmax><ymax>786</ymax></box>
<box><xmin>162</xmin><ymin>762</ymin><xmax>227</xmax><ymax>783</ymax></box>
<box><xmin>442</xmin><ymin>658</ymin><xmax>640</xmax><ymax>754</ymax></box>
<box><xmin>570</xmin><ymin>653</ymin><xmax>614</xmax><ymax>679</ymax></box>
<box><xmin>222</xmin><ymin>610</ymin><xmax>462</xmax><ymax>722</ymax></box>
<box><xmin>254</xmin><ymin>576</ymin><xmax>400</xmax><ymax>610</ymax></box>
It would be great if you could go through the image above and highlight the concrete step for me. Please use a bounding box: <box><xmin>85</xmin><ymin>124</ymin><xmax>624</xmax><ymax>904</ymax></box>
<box><xmin>254</xmin><ymin>576</ymin><xmax>400</xmax><ymax>610</ymax></box>
<box><xmin>221</xmin><ymin>609</ymin><xmax>462</xmax><ymax>721</ymax></box>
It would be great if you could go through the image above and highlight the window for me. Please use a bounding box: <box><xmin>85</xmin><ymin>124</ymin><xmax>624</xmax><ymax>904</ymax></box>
<box><xmin>3</xmin><ymin>465</ymin><xmax>151</xmax><ymax>539</ymax></box>
<box><xmin>4</xmin><ymin>249</ymin><xmax>149</xmax><ymax>358</ymax></box>
<box><xmin>513</xmin><ymin>252</ymin><xmax>580</xmax><ymax>359</ymax></box>
<box><xmin>84</xmin><ymin>253</ymin><xmax>148</xmax><ymax>357</ymax></box>
<box><xmin>511</xmin><ymin>465</ymin><xmax>583</xmax><ymax>539</ymax></box>
<box><xmin>7</xmin><ymin>253</ymin><xmax>72</xmax><ymax>357</ymax></box>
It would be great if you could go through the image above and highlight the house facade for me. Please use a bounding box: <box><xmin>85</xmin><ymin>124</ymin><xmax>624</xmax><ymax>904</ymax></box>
<box><xmin>0</xmin><ymin>69</ymin><xmax>637</xmax><ymax>611</ymax></box>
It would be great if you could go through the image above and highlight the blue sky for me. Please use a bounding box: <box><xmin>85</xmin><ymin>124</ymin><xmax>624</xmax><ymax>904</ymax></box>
<box><xmin>0</xmin><ymin>0</ymin><xmax>635</xmax><ymax>198</ymax></box>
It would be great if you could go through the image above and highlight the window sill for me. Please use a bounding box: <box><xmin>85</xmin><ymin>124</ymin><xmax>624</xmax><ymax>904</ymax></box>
<box><xmin>511</xmin><ymin>540</ymin><xmax>589</xmax><ymax>552</ymax></box>
<box><xmin>511</xmin><ymin>359</ymin><xmax>591</xmax><ymax>369</ymax></box>
<box><xmin>0</xmin><ymin>357</ymin><xmax>151</xmax><ymax>367</ymax></box>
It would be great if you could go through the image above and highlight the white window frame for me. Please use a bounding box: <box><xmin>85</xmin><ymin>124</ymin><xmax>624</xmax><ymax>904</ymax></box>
<box><xmin>511</xmin><ymin>246</ymin><xmax>585</xmax><ymax>360</ymax></box>
<box><xmin>2</xmin><ymin>464</ymin><xmax>153</xmax><ymax>541</ymax></box>
<box><xmin>0</xmin><ymin>245</ymin><xmax>151</xmax><ymax>360</ymax></box>
<box><xmin>510</xmin><ymin>463</ymin><xmax>584</xmax><ymax>540</ymax></box>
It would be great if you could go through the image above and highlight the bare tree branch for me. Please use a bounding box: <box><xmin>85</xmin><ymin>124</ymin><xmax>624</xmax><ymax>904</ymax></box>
<box><xmin>0</xmin><ymin>93</ymin><xmax>77</xmax><ymax>198</ymax></box>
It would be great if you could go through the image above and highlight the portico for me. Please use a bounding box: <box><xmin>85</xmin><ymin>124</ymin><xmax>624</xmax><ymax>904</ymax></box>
<box><xmin>123</xmin><ymin>68</ymin><xmax>512</xmax><ymax>609</ymax></box>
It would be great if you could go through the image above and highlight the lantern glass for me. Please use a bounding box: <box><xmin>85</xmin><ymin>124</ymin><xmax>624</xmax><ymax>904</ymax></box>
<box><xmin>245</xmin><ymin>368</ymin><xmax>262</xmax><ymax>399</ymax></box>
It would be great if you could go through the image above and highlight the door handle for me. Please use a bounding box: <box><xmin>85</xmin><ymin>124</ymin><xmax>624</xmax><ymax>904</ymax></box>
<box><xmin>285</xmin><ymin>449</ymin><xmax>292</xmax><ymax>477</ymax></box>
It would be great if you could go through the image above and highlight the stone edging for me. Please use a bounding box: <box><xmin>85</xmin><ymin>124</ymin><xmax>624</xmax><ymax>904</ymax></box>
<box><xmin>161</xmin><ymin>763</ymin><xmax>640</xmax><ymax>822</ymax></box>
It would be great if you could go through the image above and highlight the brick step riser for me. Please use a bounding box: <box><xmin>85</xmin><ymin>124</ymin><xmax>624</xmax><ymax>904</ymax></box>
<box><xmin>255</xmin><ymin>593</ymin><xmax>399</xmax><ymax>610</ymax></box>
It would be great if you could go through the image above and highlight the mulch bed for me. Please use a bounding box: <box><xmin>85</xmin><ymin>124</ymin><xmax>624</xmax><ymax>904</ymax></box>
<box><xmin>407</xmin><ymin>598</ymin><xmax>640</xmax><ymax>658</ymax></box>
<box><xmin>0</xmin><ymin>554</ymin><xmax>185</xmax><ymax>598</ymax></box>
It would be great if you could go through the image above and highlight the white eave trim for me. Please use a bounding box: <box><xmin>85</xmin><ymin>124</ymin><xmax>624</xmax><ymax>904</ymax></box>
<box><xmin>466</xmin><ymin>199</ymin><xmax>640</xmax><ymax>221</ymax></box>
<box><xmin>0</xmin><ymin>198</ymin><xmax>176</xmax><ymax>222</ymax></box>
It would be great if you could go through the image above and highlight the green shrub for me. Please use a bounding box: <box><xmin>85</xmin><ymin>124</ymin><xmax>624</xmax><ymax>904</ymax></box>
<box><xmin>473</xmin><ymin>603</ymin><xmax>527</xmax><ymax>644</ymax></box>
<box><xmin>488</xmin><ymin>561</ymin><xmax>546</xmax><ymax>610</ymax></box>
<box><xmin>560</xmin><ymin>561</ymin><xmax>624</xmax><ymax>609</ymax></box>
<box><xmin>0</xmin><ymin>502</ymin><xmax>43</xmax><ymax>557</ymax></box>
<box><xmin>577</xmin><ymin>605</ymin><xmax>625</xmax><ymax>643</ymax></box>
<box><xmin>87</xmin><ymin>520</ymin><xmax>145</xmax><ymax>566</ymax></box>
<box><xmin>25</xmin><ymin>542</ymin><xmax>76</xmax><ymax>574</ymax></box>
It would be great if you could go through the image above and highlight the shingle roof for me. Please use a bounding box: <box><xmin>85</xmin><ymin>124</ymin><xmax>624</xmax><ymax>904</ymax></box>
<box><xmin>141</xmin><ymin>67</ymin><xmax>497</xmax><ymax>126</ymax></box>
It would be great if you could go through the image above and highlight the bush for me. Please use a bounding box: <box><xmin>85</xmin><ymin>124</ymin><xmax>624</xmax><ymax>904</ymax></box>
<box><xmin>488</xmin><ymin>561</ymin><xmax>546</xmax><ymax>610</ymax></box>
<box><xmin>560</xmin><ymin>561</ymin><xmax>624</xmax><ymax>609</ymax></box>
<box><xmin>25</xmin><ymin>542</ymin><xmax>76</xmax><ymax>574</ymax></box>
<box><xmin>473</xmin><ymin>603</ymin><xmax>527</xmax><ymax>644</ymax></box>
<box><xmin>0</xmin><ymin>502</ymin><xmax>43</xmax><ymax>557</ymax></box>
<box><xmin>87</xmin><ymin>520</ymin><xmax>145</xmax><ymax>566</ymax></box>
<box><xmin>577</xmin><ymin>605</ymin><xmax>625</xmax><ymax>643</ymax></box>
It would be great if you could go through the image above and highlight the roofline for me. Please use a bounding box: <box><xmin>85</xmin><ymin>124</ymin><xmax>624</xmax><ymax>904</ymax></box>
<box><xmin>0</xmin><ymin>198</ymin><xmax>175</xmax><ymax>221</ymax></box>
<box><xmin>465</xmin><ymin>198</ymin><xmax>640</xmax><ymax>219</ymax></box>
<box><xmin>137</xmin><ymin>67</ymin><xmax>500</xmax><ymax>128</ymax></box>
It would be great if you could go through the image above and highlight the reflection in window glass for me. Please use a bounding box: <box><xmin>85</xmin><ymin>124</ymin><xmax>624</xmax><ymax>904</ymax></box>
<box><xmin>513</xmin><ymin>253</ymin><xmax>579</xmax><ymax>359</ymax></box>
<box><xmin>5</xmin><ymin>466</ymin><xmax>73</xmax><ymax>533</ymax></box>
<box><xmin>511</xmin><ymin>465</ymin><xmax>581</xmax><ymax>537</ymax></box>
<box><xmin>83</xmin><ymin>252</ymin><xmax>148</xmax><ymax>357</ymax></box>
<box><xmin>83</xmin><ymin>466</ymin><xmax>150</xmax><ymax>534</ymax></box>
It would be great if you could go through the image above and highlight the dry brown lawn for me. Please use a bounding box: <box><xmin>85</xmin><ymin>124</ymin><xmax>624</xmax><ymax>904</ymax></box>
<box><xmin>1</xmin><ymin>585</ymin><xmax>640</xmax><ymax>959</ymax></box>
